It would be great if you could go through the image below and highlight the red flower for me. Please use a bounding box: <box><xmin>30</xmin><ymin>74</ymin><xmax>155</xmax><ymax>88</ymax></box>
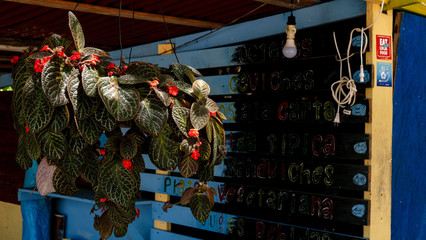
<box><xmin>100</xmin><ymin>148</ymin><xmax>105</xmax><ymax>156</ymax></box>
<box><xmin>79</xmin><ymin>65</ymin><xmax>84</xmax><ymax>71</ymax></box>
<box><xmin>106</xmin><ymin>62</ymin><xmax>115</xmax><ymax>69</ymax></box>
<box><xmin>25</xmin><ymin>125</ymin><xmax>29</xmax><ymax>133</ymax></box>
<box><xmin>100</xmin><ymin>198</ymin><xmax>108</xmax><ymax>203</ymax></box>
<box><xmin>10</xmin><ymin>56</ymin><xmax>19</xmax><ymax>64</ymax></box>
<box><xmin>168</xmin><ymin>86</ymin><xmax>178</xmax><ymax>96</ymax></box>
<box><xmin>188</xmin><ymin>129</ymin><xmax>199</xmax><ymax>137</ymax></box>
<box><xmin>58</xmin><ymin>51</ymin><xmax>67</xmax><ymax>58</ymax></box>
<box><xmin>150</xmin><ymin>80</ymin><xmax>159</xmax><ymax>88</ymax></box>
<box><xmin>34</xmin><ymin>59</ymin><xmax>43</xmax><ymax>73</ymax></box>
<box><xmin>70</xmin><ymin>52</ymin><xmax>80</xmax><ymax>61</ymax></box>
<box><xmin>209</xmin><ymin>111</ymin><xmax>216</xmax><ymax>117</ymax></box>
<box><xmin>101</xmin><ymin>208</ymin><xmax>105</xmax><ymax>213</ymax></box>
<box><xmin>91</xmin><ymin>54</ymin><xmax>100</xmax><ymax>65</ymax></box>
<box><xmin>135</xmin><ymin>208</ymin><xmax>140</xmax><ymax>218</ymax></box>
<box><xmin>122</xmin><ymin>159</ymin><xmax>133</xmax><ymax>171</ymax></box>
<box><xmin>191</xmin><ymin>149</ymin><xmax>200</xmax><ymax>160</ymax></box>
<box><xmin>41</xmin><ymin>56</ymin><xmax>51</xmax><ymax>65</ymax></box>
<box><xmin>122</xmin><ymin>65</ymin><xmax>128</xmax><ymax>71</ymax></box>
<box><xmin>108</xmin><ymin>72</ymin><xmax>113</xmax><ymax>77</ymax></box>
<box><xmin>40</xmin><ymin>45</ymin><xmax>52</xmax><ymax>52</ymax></box>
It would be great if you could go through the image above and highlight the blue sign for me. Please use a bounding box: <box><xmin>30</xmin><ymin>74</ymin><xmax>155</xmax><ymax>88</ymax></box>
<box><xmin>377</xmin><ymin>62</ymin><xmax>392</xmax><ymax>87</ymax></box>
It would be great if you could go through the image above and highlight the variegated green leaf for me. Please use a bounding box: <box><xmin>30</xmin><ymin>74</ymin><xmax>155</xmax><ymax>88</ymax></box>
<box><xmin>69</xmin><ymin>136</ymin><xmax>87</xmax><ymax>154</ymax></box>
<box><xmin>135</xmin><ymin>96</ymin><xmax>168</xmax><ymax>136</ymax></box>
<box><xmin>57</xmin><ymin>151</ymin><xmax>84</xmax><ymax>177</ymax></box>
<box><xmin>42</xmin><ymin>34</ymin><xmax>73</xmax><ymax>52</ymax></box>
<box><xmin>25</xmin><ymin>132</ymin><xmax>41</xmax><ymax>160</ymax></box>
<box><xmin>125</xmin><ymin>128</ymin><xmax>146</xmax><ymax>146</ymax></box>
<box><xmin>158</xmin><ymin>74</ymin><xmax>174</xmax><ymax>87</ymax></box>
<box><xmin>197</xmin><ymin>162</ymin><xmax>214</xmax><ymax>182</ymax></box>
<box><xmin>12</xmin><ymin>59</ymin><xmax>31</xmax><ymax>134</ymax></box>
<box><xmin>100</xmin><ymin>162</ymin><xmax>136</xmax><ymax>206</ymax></box>
<box><xmin>120</xmin><ymin>136</ymin><xmax>137</xmax><ymax>159</ymax></box>
<box><xmin>149</xmin><ymin>124</ymin><xmax>181</xmax><ymax>171</ymax></box>
<box><xmin>96</xmin><ymin>211</ymin><xmax>114</xmax><ymax>240</ymax></box>
<box><xmin>114</xmin><ymin>225</ymin><xmax>128</xmax><ymax>238</ymax></box>
<box><xmin>75</xmin><ymin>116</ymin><xmax>103</xmax><ymax>145</ymax></box>
<box><xmin>95</xmin><ymin>103</ymin><xmax>118</xmax><ymax>132</ymax></box>
<box><xmin>189</xmin><ymin>193</ymin><xmax>211</xmax><ymax>223</ymax></box>
<box><xmin>49</xmin><ymin>105</ymin><xmax>70</xmax><ymax>132</ymax></box>
<box><xmin>179</xmin><ymin>138</ymin><xmax>197</xmax><ymax>155</ymax></box>
<box><xmin>192</xmin><ymin>80</ymin><xmax>210</xmax><ymax>99</ymax></box>
<box><xmin>190</xmin><ymin>100</ymin><xmax>209</xmax><ymax>130</ymax></box>
<box><xmin>82</xmin><ymin>65</ymin><xmax>99</xmax><ymax>97</ymax></box>
<box><xmin>109</xmin><ymin>202</ymin><xmax>135</xmax><ymax>226</ymax></box>
<box><xmin>24</xmin><ymin>76</ymin><xmax>54</xmax><ymax>133</ymax></box>
<box><xmin>105</xmin><ymin>135</ymin><xmax>121</xmax><ymax>152</ymax></box>
<box><xmin>98</xmin><ymin>76</ymin><xmax>140</xmax><ymax>121</ymax></box>
<box><xmin>178</xmin><ymin>155</ymin><xmax>198</xmax><ymax>178</ymax></box>
<box><xmin>16</xmin><ymin>135</ymin><xmax>32</xmax><ymax>170</ymax></box>
<box><xmin>153</xmin><ymin>88</ymin><xmax>171</xmax><ymax>107</ymax></box>
<box><xmin>205</xmin><ymin>98</ymin><xmax>218</xmax><ymax>113</ymax></box>
<box><xmin>81</xmin><ymin>47</ymin><xmax>110</xmax><ymax>57</ymax></box>
<box><xmin>37</xmin><ymin>129</ymin><xmax>67</xmax><ymax>160</ymax></box>
<box><xmin>67</xmin><ymin>68</ymin><xmax>98</xmax><ymax>119</ymax></box>
<box><xmin>198</xmin><ymin>138</ymin><xmax>211</xmax><ymax>161</ymax></box>
<box><xmin>53</xmin><ymin>168</ymin><xmax>78</xmax><ymax>196</ymax></box>
<box><xmin>68</xmin><ymin>11</ymin><xmax>85</xmax><ymax>51</ymax></box>
<box><xmin>210</xmin><ymin>117</ymin><xmax>226</xmax><ymax>165</ymax></box>
<box><xmin>171</xmin><ymin>63</ymin><xmax>202</xmax><ymax>84</ymax></box>
<box><xmin>132</xmin><ymin>152</ymin><xmax>145</xmax><ymax>173</ymax></box>
<box><xmin>172</xmin><ymin>106</ymin><xmax>191</xmax><ymax>137</ymax></box>
<box><xmin>126</xmin><ymin>62</ymin><xmax>160</xmax><ymax>80</ymax></box>
<box><xmin>118</xmin><ymin>74</ymin><xmax>149</xmax><ymax>85</ymax></box>
<box><xmin>82</xmin><ymin>150</ymin><xmax>99</xmax><ymax>184</ymax></box>
<box><xmin>41</xmin><ymin>55</ymin><xmax>68</xmax><ymax>106</ymax></box>
<box><xmin>173</xmin><ymin>81</ymin><xmax>193</xmax><ymax>96</ymax></box>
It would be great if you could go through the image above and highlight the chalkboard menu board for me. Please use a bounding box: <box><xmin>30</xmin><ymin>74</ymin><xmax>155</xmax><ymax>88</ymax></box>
<box><xmin>198</xmin><ymin>17</ymin><xmax>370</xmax><ymax>240</ymax></box>
<box><xmin>143</xmin><ymin>17</ymin><xmax>371</xmax><ymax>240</ymax></box>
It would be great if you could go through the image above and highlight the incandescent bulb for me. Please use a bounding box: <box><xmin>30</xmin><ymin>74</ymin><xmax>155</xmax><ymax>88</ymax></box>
<box><xmin>283</xmin><ymin>39</ymin><xmax>297</xmax><ymax>58</ymax></box>
<box><xmin>283</xmin><ymin>13</ymin><xmax>297</xmax><ymax>58</ymax></box>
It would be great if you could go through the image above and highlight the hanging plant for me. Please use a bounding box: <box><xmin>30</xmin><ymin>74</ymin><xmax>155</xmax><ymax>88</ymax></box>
<box><xmin>11</xmin><ymin>12</ymin><xmax>226</xmax><ymax>239</ymax></box>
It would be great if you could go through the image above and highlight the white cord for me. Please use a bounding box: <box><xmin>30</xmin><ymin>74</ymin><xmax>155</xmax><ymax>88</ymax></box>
<box><xmin>331</xmin><ymin>0</ymin><xmax>384</xmax><ymax>125</ymax></box>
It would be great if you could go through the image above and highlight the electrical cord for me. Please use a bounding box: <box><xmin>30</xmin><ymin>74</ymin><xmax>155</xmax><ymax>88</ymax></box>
<box><xmin>331</xmin><ymin>0</ymin><xmax>385</xmax><ymax>125</ymax></box>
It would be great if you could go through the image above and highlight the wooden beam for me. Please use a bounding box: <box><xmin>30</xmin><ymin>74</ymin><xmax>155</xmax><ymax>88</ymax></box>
<box><xmin>254</xmin><ymin>0</ymin><xmax>314</xmax><ymax>8</ymax></box>
<box><xmin>0</xmin><ymin>45</ymin><xmax>30</xmax><ymax>52</ymax></box>
<box><xmin>364</xmin><ymin>2</ymin><xmax>393</xmax><ymax>239</ymax></box>
<box><xmin>4</xmin><ymin>0</ymin><xmax>225</xmax><ymax>29</ymax></box>
<box><xmin>0</xmin><ymin>64</ymin><xmax>13</xmax><ymax>68</ymax></box>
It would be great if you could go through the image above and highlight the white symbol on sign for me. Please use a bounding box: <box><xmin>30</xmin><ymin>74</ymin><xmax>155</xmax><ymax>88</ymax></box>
<box><xmin>379</xmin><ymin>66</ymin><xmax>387</xmax><ymax>80</ymax></box>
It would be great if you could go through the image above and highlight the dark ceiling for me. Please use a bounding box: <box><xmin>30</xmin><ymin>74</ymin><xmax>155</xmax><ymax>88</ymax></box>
<box><xmin>0</xmin><ymin>0</ymin><xmax>328</xmax><ymax>75</ymax></box>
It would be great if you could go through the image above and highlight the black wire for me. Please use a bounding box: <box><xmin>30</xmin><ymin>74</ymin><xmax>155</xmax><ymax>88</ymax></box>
<box><xmin>128</xmin><ymin>0</ymin><xmax>136</xmax><ymax>63</ymax></box>
<box><xmin>73</xmin><ymin>0</ymin><xmax>80</xmax><ymax>11</ymax></box>
<box><xmin>157</xmin><ymin>0</ymin><xmax>180</xmax><ymax>63</ymax></box>
<box><xmin>119</xmin><ymin>0</ymin><xmax>123</xmax><ymax>63</ymax></box>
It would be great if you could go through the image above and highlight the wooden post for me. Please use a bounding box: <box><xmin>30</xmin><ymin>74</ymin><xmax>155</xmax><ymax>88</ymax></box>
<box><xmin>154</xmin><ymin>170</ymin><xmax>172</xmax><ymax>231</ymax></box>
<box><xmin>364</xmin><ymin>1</ymin><xmax>393</xmax><ymax>239</ymax></box>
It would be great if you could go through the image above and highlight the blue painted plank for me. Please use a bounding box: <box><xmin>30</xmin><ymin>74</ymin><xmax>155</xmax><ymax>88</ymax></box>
<box><xmin>204</xmin><ymin>74</ymin><xmax>239</xmax><ymax>95</ymax></box>
<box><xmin>109</xmin><ymin>0</ymin><xmax>365</xmax><ymax>61</ymax></box>
<box><xmin>152</xmin><ymin>201</ymin><xmax>237</xmax><ymax>234</ymax></box>
<box><xmin>150</xmin><ymin>228</ymin><xmax>202</xmax><ymax>240</ymax></box>
<box><xmin>128</xmin><ymin>46</ymin><xmax>240</xmax><ymax>68</ymax></box>
<box><xmin>140</xmin><ymin>173</ymin><xmax>225</xmax><ymax>204</ymax></box>
<box><xmin>392</xmin><ymin>12</ymin><xmax>426</xmax><ymax>240</ymax></box>
<box><xmin>0</xmin><ymin>73</ymin><xmax>12</xmax><ymax>87</ymax></box>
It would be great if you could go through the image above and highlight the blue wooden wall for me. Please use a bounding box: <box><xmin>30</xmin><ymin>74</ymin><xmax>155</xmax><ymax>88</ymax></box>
<box><xmin>392</xmin><ymin>12</ymin><xmax>426</xmax><ymax>240</ymax></box>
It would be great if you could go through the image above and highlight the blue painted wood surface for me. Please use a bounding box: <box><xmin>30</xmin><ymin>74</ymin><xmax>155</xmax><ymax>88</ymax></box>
<box><xmin>109</xmin><ymin>0</ymin><xmax>366</xmax><ymax>61</ymax></box>
<box><xmin>392</xmin><ymin>12</ymin><xmax>426</xmax><ymax>240</ymax></box>
<box><xmin>150</xmin><ymin>228</ymin><xmax>202</xmax><ymax>240</ymax></box>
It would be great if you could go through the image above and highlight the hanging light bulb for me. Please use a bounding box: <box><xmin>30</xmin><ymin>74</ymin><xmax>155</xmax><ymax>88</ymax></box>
<box><xmin>282</xmin><ymin>12</ymin><xmax>297</xmax><ymax>58</ymax></box>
